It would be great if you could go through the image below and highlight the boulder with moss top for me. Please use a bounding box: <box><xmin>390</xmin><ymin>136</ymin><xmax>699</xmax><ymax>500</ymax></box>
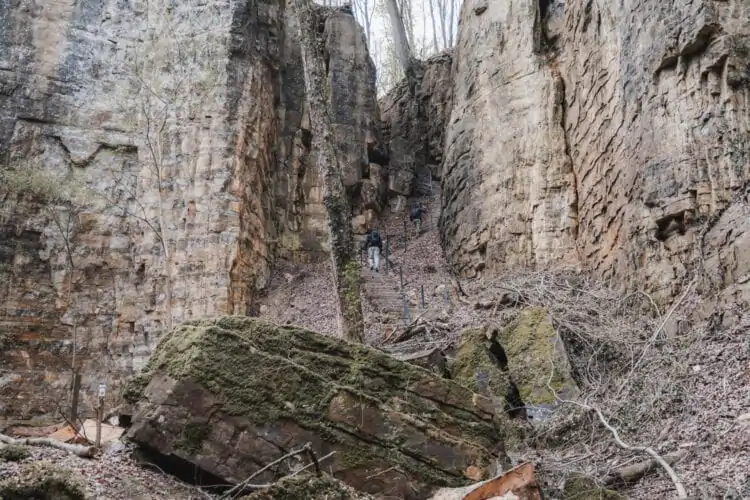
<box><xmin>0</xmin><ymin>461</ymin><xmax>87</xmax><ymax>499</ymax></box>
<box><xmin>124</xmin><ymin>316</ymin><xmax>507</xmax><ymax>499</ymax></box>
<box><xmin>451</xmin><ymin>327</ymin><xmax>525</xmax><ymax>416</ymax></box>
<box><xmin>497</xmin><ymin>308</ymin><xmax>579</xmax><ymax>407</ymax></box>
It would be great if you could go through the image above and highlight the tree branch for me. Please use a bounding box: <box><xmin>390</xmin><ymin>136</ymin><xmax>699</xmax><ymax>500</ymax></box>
<box><xmin>0</xmin><ymin>433</ymin><xmax>95</xmax><ymax>458</ymax></box>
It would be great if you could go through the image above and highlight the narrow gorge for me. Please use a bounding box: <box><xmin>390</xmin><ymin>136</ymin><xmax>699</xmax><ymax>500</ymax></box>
<box><xmin>0</xmin><ymin>0</ymin><xmax>748</xmax><ymax>498</ymax></box>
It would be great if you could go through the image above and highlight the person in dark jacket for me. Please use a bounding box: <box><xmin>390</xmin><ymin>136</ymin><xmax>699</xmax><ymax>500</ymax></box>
<box><xmin>362</xmin><ymin>229</ymin><xmax>383</xmax><ymax>272</ymax></box>
<box><xmin>410</xmin><ymin>204</ymin><xmax>425</xmax><ymax>233</ymax></box>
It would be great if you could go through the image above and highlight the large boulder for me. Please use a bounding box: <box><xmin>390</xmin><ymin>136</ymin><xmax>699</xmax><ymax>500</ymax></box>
<box><xmin>451</xmin><ymin>328</ymin><xmax>525</xmax><ymax>419</ymax></box>
<box><xmin>124</xmin><ymin>317</ymin><xmax>506</xmax><ymax>499</ymax></box>
<box><xmin>497</xmin><ymin>308</ymin><xmax>579</xmax><ymax>407</ymax></box>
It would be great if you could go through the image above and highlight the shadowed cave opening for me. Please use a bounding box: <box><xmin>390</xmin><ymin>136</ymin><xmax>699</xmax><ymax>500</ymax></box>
<box><xmin>134</xmin><ymin>445</ymin><xmax>231</xmax><ymax>493</ymax></box>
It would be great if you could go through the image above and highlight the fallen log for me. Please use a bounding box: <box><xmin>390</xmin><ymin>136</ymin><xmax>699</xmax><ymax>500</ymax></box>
<box><xmin>0</xmin><ymin>433</ymin><xmax>96</xmax><ymax>458</ymax></box>
<box><xmin>603</xmin><ymin>449</ymin><xmax>688</xmax><ymax>487</ymax></box>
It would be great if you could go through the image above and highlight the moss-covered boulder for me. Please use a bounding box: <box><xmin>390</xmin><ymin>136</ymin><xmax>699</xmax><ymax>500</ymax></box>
<box><xmin>451</xmin><ymin>328</ymin><xmax>524</xmax><ymax>416</ymax></box>
<box><xmin>125</xmin><ymin>316</ymin><xmax>506</xmax><ymax>499</ymax></box>
<box><xmin>0</xmin><ymin>461</ymin><xmax>87</xmax><ymax>499</ymax></box>
<box><xmin>498</xmin><ymin>308</ymin><xmax>579</xmax><ymax>406</ymax></box>
<box><xmin>240</xmin><ymin>473</ymin><xmax>375</xmax><ymax>499</ymax></box>
<box><xmin>562</xmin><ymin>474</ymin><xmax>627</xmax><ymax>499</ymax></box>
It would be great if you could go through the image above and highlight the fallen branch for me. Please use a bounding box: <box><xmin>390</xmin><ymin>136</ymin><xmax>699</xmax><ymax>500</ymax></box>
<box><xmin>0</xmin><ymin>433</ymin><xmax>95</xmax><ymax>458</ymax></box>
<box><xmin>545</xmin><ymin>346</ymin><xmax>689</xmax><ymax>499</ymax></box>
<box><xmin>221</xmin><ymin>443</ymin><xmax>330</xmax><ymax>500</ymax></box>
<box><xmin>603</xmin><ymin>450</ymin><xmax>688</xmax><ymax>487</ymax></box>
<box><xmin>615</xmin><ymin>278</ymin><xmax>696</xmax><ymax>398</ymax></box>
<box><xmin>589</xmin><ymin>406</ymin><xmax>688</xmax><ymax>497</ymax></box>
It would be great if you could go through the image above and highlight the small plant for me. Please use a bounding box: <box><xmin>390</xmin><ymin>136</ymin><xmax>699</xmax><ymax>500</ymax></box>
<box><xmin>0</xmin><ymin>445</ymin><xmax>31</xmax><ymax>462</ymax></box>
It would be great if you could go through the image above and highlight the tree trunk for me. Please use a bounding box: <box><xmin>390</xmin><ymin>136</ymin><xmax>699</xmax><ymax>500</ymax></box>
<box><xmin>384</xmin><ymin>0</ymin><xmax>412</xmax><ymax>76</ymax></box>
<box><xmin>293</xmin><ymin>0</ymin><xmax>364</xmax><ymax>343</ymax></box>
<box><xmin>428</xmin><ymin>0</ymin><xmax>440</xmax><ymax>52</ymax></box>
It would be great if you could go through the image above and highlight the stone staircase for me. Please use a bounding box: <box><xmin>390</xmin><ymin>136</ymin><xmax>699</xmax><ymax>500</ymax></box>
<box><xmin>359</xmin><ymin>179</ymin><xmax>448</xmax><ymax>345</ymax></box>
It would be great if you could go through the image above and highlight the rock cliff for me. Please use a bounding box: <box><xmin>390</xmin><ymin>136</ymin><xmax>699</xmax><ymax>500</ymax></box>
<box><xmin>380</xmin><ymin>53</ymin><xmax>453</xmax><ymax>211</ymax></box>
<box><xmin>441</xmin><ymin>0</ymin><xmax>750</xmax><ymax>303</ymax></box>
<box><xmin>0</xmin><ymin>0</ymin><xmax>381</xmax><ymax>424</ymax></box>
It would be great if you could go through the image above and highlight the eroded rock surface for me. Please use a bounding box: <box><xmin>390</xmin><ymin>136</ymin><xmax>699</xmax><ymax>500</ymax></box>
<box><xmin>125</xmin><ymin>316</ymin><xmax>506</xmax><ymax>498</ymax></box>
<box><xmin>380</xmin><ymin>53</ymin><xmax>453</xmax><ymax>205</ymax></box>
<box><xmin>442</xmin><ymin>0</ymin><xmax>750</xmax><ymax>302</ymax></box>
<box><xmin>0</xmin><ymin>1</ymin><xmax>381</xmax><ymax>424</ymax></box>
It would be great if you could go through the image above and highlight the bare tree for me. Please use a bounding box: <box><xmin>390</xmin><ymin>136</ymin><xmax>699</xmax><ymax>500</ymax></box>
<box><xmin>383</xmin><ymin>0</ymin><xmax>413</xmax><ymax>75</ymax></box>
<box><xmin>0</xmin><ymin>163</ymin><xmax>89</xmax><ymax>426</ymax></box>
<box><xmin>352</xmin><ymin>0</ymin><xmax>377</xmax><ymax>43</ymax></box>
<box><xmin>292</xmin><ymin>0</ymin><xmax>365</xmax><ymax>342</ymax></box>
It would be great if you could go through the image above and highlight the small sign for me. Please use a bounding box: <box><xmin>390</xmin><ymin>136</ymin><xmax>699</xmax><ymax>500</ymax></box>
<box><xmin>98</xmin><ymin>383</ymin><xmax>106</xmax><ymax>398</ymax></box>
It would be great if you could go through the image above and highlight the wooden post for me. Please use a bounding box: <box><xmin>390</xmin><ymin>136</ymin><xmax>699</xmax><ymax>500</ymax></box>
<box><xmin>403</xmin><ymin>219</ymin><xmax>408</xmax><ymax>251</ymax></box>
<box><xmin>96</xmin><ymin>383</ymin><xmax>106</xmax><ymax>449</ymax></box>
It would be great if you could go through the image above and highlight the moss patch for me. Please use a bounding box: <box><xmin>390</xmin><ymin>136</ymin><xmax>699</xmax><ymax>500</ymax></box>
<box><xmin>0</xmin><ymin>461</ymin><xmax>87</xmax><ymax>499</ymax></box>
<box><xmin>175</xmin><ymin>422</ymin><xmax>210</xmax><ymax>454</ymax></box>
<box><xmin>451</xmin><ymin>329</ymin><xmax>513</xmax><ymax>402</ymax></box>
<box><xmin>0</xmin><ymin>445</ymin><xmax>31</xmax><ymax>462</ymax></box>
<box><xmin>499</xmin><ymin>308</ymin><xmax>579</xmax><ymax>405</ymax></box>
<box><xmin>563</xmin><ymin>474</ymin><xmax>626</xmax><ymax>499</ymax></box>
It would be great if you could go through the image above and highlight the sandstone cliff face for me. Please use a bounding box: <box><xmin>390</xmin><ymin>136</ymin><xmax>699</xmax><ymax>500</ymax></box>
<box><xmin>276</xmin><ymin>4</ymin><xmax>383</xmax><ymax>258</ymax></box>
<box><xmin>0</xmin><ymin>1</ymin><xmax>380</xmax><ymax>423</ymax></box>
<box><xmin>442</xmin><ymin>0</ymin><xmax>750</xmax><ymax>301</ymax></box>
<box><xmin>380</xmin><ymin>53</ymin><xmax>453</xmax><ymax>211</ymax></box>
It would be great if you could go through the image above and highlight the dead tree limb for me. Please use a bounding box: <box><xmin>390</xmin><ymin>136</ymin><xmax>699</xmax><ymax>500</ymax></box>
<box><xmin>545</xmin><ymin>346</ymin><xmax>689</xmax><ymax>499</ymax></box>
<box><xmin>588</xmin><ymin>406</ymin><xmax>688</xmax><ymax>497</ymax></box>
<box><xmin>615</xmin><ymin>278</ymin><xmax>695</xmax><ymax>397</ymax></box>
<box><xmin>603</xmin><ymin>450</ymin><xmax>688</xmax><ymax>487</ymax></box>
<box><xmin>221</xmin><ymin>443</ymin><xmax>333</xmax><ymax>499</ymax></box>
<box><xmin>0</xmin><ymin>433</ymin><xmax>95</xmax><ymax>458</ymax></box>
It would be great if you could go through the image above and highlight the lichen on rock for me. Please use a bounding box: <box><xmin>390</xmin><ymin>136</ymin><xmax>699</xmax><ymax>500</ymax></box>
<box><xmin>0</xmin><ymin>461</ymin><xmax>87</xmax><ymax>500</ymax></box>
<box><xmin>497</xmin><ymin>308</ymin><xmax>579</xmax><ymax>406</ymax></box>
<box><xmin>125</xmin><ymin>316</ymin><xmax>507</xmax><ymax>498</ymax></box>
<box><xmin>451</xmin><ymin>328</ymin><xmax>514</xmax><ymax>401</ymax></box>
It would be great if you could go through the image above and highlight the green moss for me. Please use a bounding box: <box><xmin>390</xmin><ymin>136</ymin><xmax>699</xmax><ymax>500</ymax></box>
<box><xmin>0</xmin><ymin>445</ymin><xmax>31</xmax><ymax>462</ymax></box>
<box><xmin>0</xmin><ymin>461</ymin><xmax>87</xmax><ymax>500</ymax></box>
<box><xmin>175</xmin><ymin>422</ymin><xmax>210</xmax><ymax>454</ymax></box>
<box><xmin>125</xmin><ymin>316</ymin><xmax>505</xmax><ymax>490</ymax></box>
<box><xmin>563</xmin><ymin>474</ymin><xmax>626</xmax><ymax>499</ymax></box>
<box><xmin>499</xmin><ymin>308</ymin><xmax>579</xmax><ymax>405</ymax></box>
<box><xmin>451</xmin><ymin>329</ymin><xmax>513</xmax><ymax>399</ymax></box>
<box><xmin>240</xmin><ymin>472</ymin><xmax>374</xmax><ymax>499</ymax></box>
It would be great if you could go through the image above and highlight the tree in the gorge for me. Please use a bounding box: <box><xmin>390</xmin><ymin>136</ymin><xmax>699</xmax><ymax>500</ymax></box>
<box><xmin>292</xmin><ymin>0</ymin><xmax>365</xmax><ymax>343</ymax></box>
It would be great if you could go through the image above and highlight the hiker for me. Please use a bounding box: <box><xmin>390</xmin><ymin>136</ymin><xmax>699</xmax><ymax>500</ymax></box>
<box><xmin>410</xmin><ymin>204</ymin><xmax>425</xmax><ymax>233</ymax></box>
<box><xmin>362</xmin><ymin>229</ymin><xmax>383</xmax><ymax>272</ymax></box>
